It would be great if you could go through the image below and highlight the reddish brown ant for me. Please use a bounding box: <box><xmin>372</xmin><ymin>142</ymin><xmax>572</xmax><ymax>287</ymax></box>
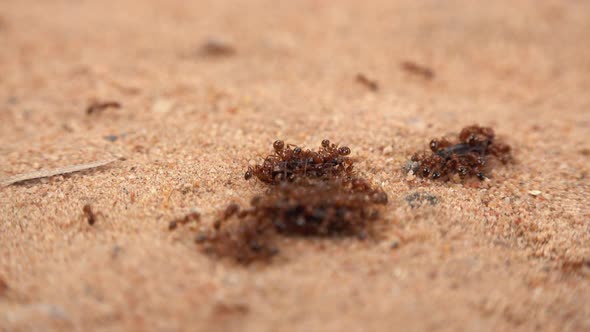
<box><xmin>355</xmin><ymin>73</ymin><xmax>379</xmax><ymax>91</ymax></box>
<box><xmin>401</xmin><ymin>61</ymin><xmax>435</xmax><ymax>80</ymax></box>
<box><xmin>83</xmin><ymin>204</ymin><xmax>97</xmax><ymax>225</ymax></box>
<box><xmin>168</xmin><ymin>211</ymin><xmax>201</xmax><ymax>230</ymax></box>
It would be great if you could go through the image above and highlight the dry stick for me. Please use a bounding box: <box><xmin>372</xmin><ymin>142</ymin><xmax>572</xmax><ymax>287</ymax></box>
<box><xmin>1</xmin><ymin>158</ymin><xmax>117</xmax><ymax>187</ymax></box>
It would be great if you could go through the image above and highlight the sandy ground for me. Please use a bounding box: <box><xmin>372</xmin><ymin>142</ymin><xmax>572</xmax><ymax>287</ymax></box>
<box><xmin>1</xmin><ymin>0</ymin><xmax>589</xmax><ymax>331</ymax></box>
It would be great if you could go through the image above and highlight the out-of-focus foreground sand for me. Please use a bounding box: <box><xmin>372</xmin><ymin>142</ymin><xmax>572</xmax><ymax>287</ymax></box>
<box><xmin>0</xmin><ymin>0</ymin><xmax>589</xmax><ymax>331</ymax></box>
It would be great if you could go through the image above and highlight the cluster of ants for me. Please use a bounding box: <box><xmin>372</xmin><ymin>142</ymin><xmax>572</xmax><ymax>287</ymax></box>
<box><xmin>172</xmin><ymin>139</ymin><xmax>389</xmax><ymax>264</ymax></box>
<box><xmin>169</xmin><ymin>125</ymin><xmax>511</xmax><ymax>264</ymax></box>
<box><xmin>204</xmin><ymin>176</ymin><xmax>389</xmax><ymax>263</ymax></box>
<box><xmin>244</xmin><ymin>139</ymin><xmax>353</xmax><ymax>184</ymax></box>
<box><xmin>410</xmin><ymin>125</ymin><xmax>511</xmax><ymax>181</ymax></box>
<box><xmin>210</xmin><ymin>139</ymin><xmax>390</xmax><ymax>263</ymax></box>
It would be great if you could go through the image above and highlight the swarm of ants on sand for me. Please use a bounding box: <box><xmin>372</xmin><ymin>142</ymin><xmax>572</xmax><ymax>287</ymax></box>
<box><xmin>202</xmin><ymin>176</ymin><xmax>388</xmax><ymax>264</ymax></box>
<box><xmin>185</xmin><ymin>139</ymin><xmax>388</xmax><ymax>264</ymax></box>
<box><xmin>169</xmin><ymin>126</ymin><xmax>512</xmax><ymax>264</ymax></box>
<box><xmin>409</xmin><ymin>125</ymin><xmax>511</xmax><ymax>181</ymax></box>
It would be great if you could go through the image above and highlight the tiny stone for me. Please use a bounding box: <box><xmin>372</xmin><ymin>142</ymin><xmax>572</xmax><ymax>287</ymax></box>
<box><xmin>403</xmin><ymin>160</ymin><xmax>419</xmax><ymax>173</ymax></box>
<box><xmin>111</xmin><ymin>245</ymin><xmax>123</xmax><ymax>258</ymax></box>
<box><xmin>152</xmin><ymin>99</ymin><xmax>174</xmax><ymax>113</ymax></box>
<box><xmin>528</xmin><ymin>190</ymin><xmax>542</xmax><ymax>197</ymax></box>
<box><xmin>104</xmin><ymin>134</ymin><xmax>118</xmax><ymax>142</ymax></box>
<box><xmin>405</xmin><ymin>192</ymin><xmax>438</xmax><ymax>208</ymax></box>
<box><xmin>195</xmin><ymin>233</ymin><xmax>208</xmax><ymax>243</ymax></box>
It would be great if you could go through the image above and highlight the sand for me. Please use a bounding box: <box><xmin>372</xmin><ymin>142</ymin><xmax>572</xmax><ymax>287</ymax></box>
<box><xmin>1</xmin><ymin>0</ymin><xmax>589</xmax><ymax>331</ymax></box>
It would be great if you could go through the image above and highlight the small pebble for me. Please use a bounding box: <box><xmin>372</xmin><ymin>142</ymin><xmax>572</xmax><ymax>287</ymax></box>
<box><xmin>104</xmin><ymin>135</ymin><xmax>118</xmax><ymax>142</ymax></box>
<box><xmin>195</xmin><ymin>233</ymin><xmax>208</xmax><ymax>243</ymax></box>
<box><xmin>152</xmin><ymin>99</ymin><xmax>174</xmax><ymax>113</ymax></box>
<box><xmin>528</xmin><ymin>190</ymin><xmax>542</xmax><ymax>197</ymax></box>
<box><xmin>405</xmin><ymin>192</ymin><xmax>438</xmax><ymax>208</ymax></box>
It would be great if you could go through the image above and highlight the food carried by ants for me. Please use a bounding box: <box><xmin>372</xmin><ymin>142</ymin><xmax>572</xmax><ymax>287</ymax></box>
<box><xmin>410</xmin><ymin>125</ymin><xmax>511</xmax><ymax>181</ymax></box>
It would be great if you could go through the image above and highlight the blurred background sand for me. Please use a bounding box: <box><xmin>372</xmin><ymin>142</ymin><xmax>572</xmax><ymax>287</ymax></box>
<box><xmin>0</xmin><ymin>0</ymin><xmax>589</xmax><ymax>331</ymax></box>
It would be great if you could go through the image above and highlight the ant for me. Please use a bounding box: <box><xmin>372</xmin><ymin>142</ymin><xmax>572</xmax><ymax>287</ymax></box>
<box><xmin>168</xmin><ymin>211</ymin><xmax>201</xmax><ymax>230</ymax></box>
<box><xmin>83</xmin><ymin>204</ymin><xmax>97</xmax><ymax>225</ymax></box>
<box><xmin>401</xmin><ymin>61</ymin><xmax>435</xmax><ymax>80</ymax></box>
<box><xmin>355</xmin><ymin>73</ymin><xmax>379</xmax><ymax>91</ymax></box>
<box><xmin>203</xmin><ymin>199</ymin><xmax>278</xmax><ymax>264</ymax></box>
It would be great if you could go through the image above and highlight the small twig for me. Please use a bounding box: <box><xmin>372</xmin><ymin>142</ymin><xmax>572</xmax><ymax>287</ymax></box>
<box><xmin>86</xmin><ymin>101</ymin><xmax>121</xmax><ymax>115</ymax></box>
<box><xmin>1</xmin><ymin>158</ymin><xmax>117</xmax><ymax>187</ymax></box>
<box><xmin>199</xmin><ymin>38</ymin><xmax>236</xmax><ymax>57</ymax></box>
<box><xmin>355</xmin><ymin>73</ymin><xmax>379</xmax><ymax>91</ymax></box>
